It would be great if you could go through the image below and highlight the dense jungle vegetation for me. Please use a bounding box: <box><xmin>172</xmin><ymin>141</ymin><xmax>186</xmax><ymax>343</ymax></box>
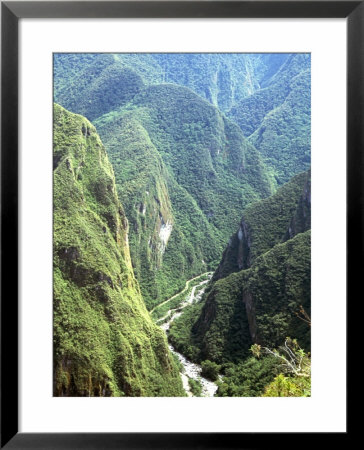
<box><xmin>54</xmin><ymin>53</ymin><xmax>311</xmax><ymax>397</ymax></box>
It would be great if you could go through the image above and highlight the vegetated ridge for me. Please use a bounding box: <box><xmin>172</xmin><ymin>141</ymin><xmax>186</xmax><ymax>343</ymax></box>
<box><xmin>94</xmin><ymin>83</ymin><xmax>273</xmax><ymax>308</ymax></box>
<box><xmin>54</xmin><ymin>53</ymin><xmax>310</xmax><ymax>309</ymax></box>
<box><xmin>168</xmin><ymin>170</ymin><xmax>311</xmax><ymax>395</ymax></box>
<box><xmin>53</xmin><ymin>54</ymin><xmax>311</xmax><ymax>397</ymax></box>
<box><xmin>53</xmin><ymin>103</ymin><xmax>185</xmax><ymax>396</ymax></box>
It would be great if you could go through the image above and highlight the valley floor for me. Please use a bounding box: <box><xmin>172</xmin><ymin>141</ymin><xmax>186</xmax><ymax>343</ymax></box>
<box><xmin>155</xmin><ymin>274</ymin><xmax>218</xmax><ymax>397</ymax></box>
<box><xmin>150</xmin><ymin>272</ymin><xmax>213</xmax><ymax>315</ymax></box>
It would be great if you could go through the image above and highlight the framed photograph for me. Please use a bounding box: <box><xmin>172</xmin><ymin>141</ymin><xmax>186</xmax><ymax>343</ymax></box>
<box><xmin>1</xmin><ymin>1</ymin><xmax>357</xmax><ymax>448</ymax></box>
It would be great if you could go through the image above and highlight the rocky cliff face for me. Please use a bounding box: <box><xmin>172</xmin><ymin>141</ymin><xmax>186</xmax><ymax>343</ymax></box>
<box><xmin>211</xmin><ymin>218</ymin><xmax>252</xmax><ymax>282</ymax></box>
<box><xmin>212</xmin><ymin>170</ymin><xmax>311</xmax><ymax>282</ymax></box>
<box><xmin>183</xmin><ymin>230</ymin><xmax>311</xmax><ymax>364</ymax></box>
<box><xmin>94</xmin><ymin>114</ymin><xmax>177</xmax><ymax>305</ymax></box>
<box><xmin>169</xmin><ymin>171</ymin><xmax>311</xmax><ymax>364</ymax></box>
<box><xmin>53</xmin><ymin>104</ymin><xmax>185</xmax><ymax>396</ymax></box>
<box><xmin>284</xmin><ymin>171</ymin><xmax>311</xmax><ymax>241</ymax></box>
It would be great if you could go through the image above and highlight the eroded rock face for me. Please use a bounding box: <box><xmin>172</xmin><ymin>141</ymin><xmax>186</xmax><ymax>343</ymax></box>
<box><xmin>145</xmin><ymin>206</ymin><xmax>174</xmax><ymax>267</ymax></box>
<box><xmin>158</xmin><ymin>218</ymin><xmax>173</xmax><ymax>255</ymax></box>
<box><xmin>284</xmin><ymin>171</ymin><xmax>311</xmax><ymax>241</ymax></box>
<box><xmin>242</xmin><ymin>291</ymin><xmax>258</xmax><ymax>343</ymax></box>
<box><xmin>173</xmin><ymin>171</ymin><xmax>311</xmax><ymax>365</ymax></box>
<box><xmin>212</xmin><ymin>170</ymin><xmax>311</xmax><ymax>284</ymax></box>
<box><xmin>237</xmin><ymin>219</ymin><xmax>252</xmax><ymax>270</ymax></box>
<box><xmin>212</xmin><ymin>218</ymin><xmax>252</xmax><ymax>282</ymax></box>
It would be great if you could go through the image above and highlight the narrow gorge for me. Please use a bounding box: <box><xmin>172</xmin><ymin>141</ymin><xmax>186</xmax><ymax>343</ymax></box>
<box><xmin>53</xmin><ymin>53</ymin><xmax>311</xmax><ymax>397</ymax></box>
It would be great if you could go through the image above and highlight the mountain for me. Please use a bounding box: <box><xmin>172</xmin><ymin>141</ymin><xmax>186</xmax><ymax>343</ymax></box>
<box><xmin>53</xmin><ymin>52</ymin><xmax>310</xmax><ymax>310</ymax></box>
<box><xmin>53</xmin><ymin>53</ymin><xmax>311</xmax><ymax>397</ymax></box>
<box><xmin>54</xmin><ymin>53</ymin><xmax>310</xmax><ymax>186</ymax></box>
<box><xmin>53</xmin><ymin>104</ymin><xmax>185</xmax><ymax>396</ymax></box>
<box><xmin>213</xmin><ymin>170</ymin><xmax>311</xmax><ymax>281</ymax></box>
<box><xmin>54</xmin><ymin>53</ymin><xmax>289</xmax><ymax>120</ymax></box>
<box><xmin>229</xmin><ymin>54</ymin><xmax>311</xmax><ymax>184</ymax></box>
<box><xmin>93</xmin><ymin>83</ymin><xmax>273</xmax><ymax>308</ymax></box>
<box><xmin>53</xmin><ymin>53</ymin><xmax>163</xmax><ymax>121</ymax></box>
<box><xmin>169</xmin><ymin>170</ymin><xmax>311</xmax><ymax>364</ymax></box>
<box><xmin>192</xmin><ymin>230</ymin><xmax>311</xmax><ymax>362</ymax></box>
<box><xmin>151</xmin><ymin>53</ymin><xmax>290</xmax><ymax>113</ymax></box>
<box><xmin>88</xmin><ymin>112</ymin><xmax>220</xmax><ymax>308</ymax></box>
<box><xmin>55</xmin><ymin>54</ymin><xmax>295</xmax><ymax>309</ymax></box>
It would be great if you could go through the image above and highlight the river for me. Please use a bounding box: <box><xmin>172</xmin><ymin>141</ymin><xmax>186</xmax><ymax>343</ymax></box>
<box><xmin>158</xmin><ymin>277</ymin><xmax>219</xmax><ymax>397</ymax></box>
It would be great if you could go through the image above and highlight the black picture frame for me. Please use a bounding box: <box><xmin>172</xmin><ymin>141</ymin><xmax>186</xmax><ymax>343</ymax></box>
<box><xmin>1</xmin><ymin>1</ymin><xmax>357</xmax><ymax>448</ymax></box>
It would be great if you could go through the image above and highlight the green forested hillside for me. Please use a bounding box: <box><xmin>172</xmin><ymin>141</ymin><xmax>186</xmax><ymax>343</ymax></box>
<box><xmin>54</xmin><ymin>53</ymin><xmax>289</xmax><ymax>117</ymax></box>
<box><xmin>91</xmin><ymin>110</ymin><xmax>220</xmax><ymax>308</ymax></box>
<box><xmin>228</xmin><ymin>54</ymin><xmax>311</xmax><ymax>184</ymax></box>
<box><xmin>151</xmin><ymin>53</ymin><xmax>289</xmax><ymax>112</ymax></box>
<box><xmin>53</xmin><ymin>104</ymin><xmax>185</xmax><ymax>396</ymax></box>
<box><xmin>53</xmin><ymin>53</ymin><xmax>311</xmax><ymax>397</ymax></box>
<box><xmin>93</xmin><ymin>83</ymin><xmax>273</xmax><ymax>308</ymax></box>
<box><xmin>213</xmin><ymin>170</ymin><xmax>311</xmax><ymax>280</ymax></box>
<box><xmin>229</xmin><ymin>55</ymin><xmax>310</xmax><ymax>136</ymax></box>
<box><xmin>54</xmin><ymin>52</ymin><xmax>310</xmax><ymax>186</ymax></box>
<box><xmin>169</xmin><ymin>172</ymin><xmax>311</xmax><ymax>378</ymax></box>
<box><xmin>54</xmin><ymin>54</ymin><xmax>279</xmax><ymax>309</ymax></box>
<box><xmin>169</xmin><ymin>229</ymin><xmax>310</xmax><ymax>364</ymax></box>
<box><xmin>53</xmin><ymin>53</ymin><xmax>163</xmax><ymax>121</ymax></box>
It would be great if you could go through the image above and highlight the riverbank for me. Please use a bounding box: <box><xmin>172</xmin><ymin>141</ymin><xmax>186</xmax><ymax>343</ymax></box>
<box><xmin>151</xmin><ymin>272</ymin><xmax>212</xmax><ymax>322</ymax></box>
<box><xmin>156</xmin><ymin>274</ymin><xmax>218</xmax><ymax>397</ymax></box>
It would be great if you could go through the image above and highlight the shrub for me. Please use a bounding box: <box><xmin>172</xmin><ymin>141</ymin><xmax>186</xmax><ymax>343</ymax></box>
<box><xmin>201</xmin><ymin>360</ymin><xmax>221</xmax><ymax>381</ymax></box>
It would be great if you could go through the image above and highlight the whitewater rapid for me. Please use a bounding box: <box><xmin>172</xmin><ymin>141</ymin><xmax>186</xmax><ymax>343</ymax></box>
<box><xmin>159</xmin><ymin>278</ymin><xmax>218</xmax><ymax>397</ymax></box>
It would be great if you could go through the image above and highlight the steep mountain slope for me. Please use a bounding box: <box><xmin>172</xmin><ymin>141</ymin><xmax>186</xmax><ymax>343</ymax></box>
<box><xmin>213</xmin><ymin>170</ymin><xmax>311</xmax><ymax>281</ymax></box>
<box><xmin>169</xmin><ymin>171</ymin><xmax>311</xmax><ymax>364</ymax></box>
<box><xmin>54</xmin><ymin>53</ymin><xmax>310</xmax><ymax>187</ymax></box>
<box><xmin>94</xmin><ymin>84</ymin><xmax>273</xmax><ymax>308</ymax></box>
<box><xmin>228</xmin><ymin>54</ymin><xmax>311</xmax><ymax>184</ymax></box>
<box><xmin>53</xmin><ymin>104</ymin><xmax>185</xmax><ymax>396</ymax></box>
<box><xmin>193</xmin><ymin>230</ymin><xmax>311</xmax><ymax>362</ymax></box>
<box><xmin>151</xmin><ymin>53</ymin><xmax>289</xmax><ymax>113</ymax></box>
<box><xmin>54</xmin><ymin>53</ymin><xmax>290</xmax><ymax>119</ymax></box>
<box><xmin>54</xmin><ymin>53</ymin><xmax>163</xmax><ymax>122</ymax></box>
<box><xmin>53</xmin><ymin>53</ymin><xmax>310</xmax><ymax>312</ymax></box>
<box><xmin>92</xmin><ymin>112</ymin><xmax>220</xmax><ymax>308</ymax></box>
<box><xmin>169</xmin><ymin>230</ymin><xmax>311</xmax><ymax>363</ymax></box>
<box><xmin>54</xmin><ymin>52</ymin><xmax>310</xmax><ymax>190</ymax></box>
